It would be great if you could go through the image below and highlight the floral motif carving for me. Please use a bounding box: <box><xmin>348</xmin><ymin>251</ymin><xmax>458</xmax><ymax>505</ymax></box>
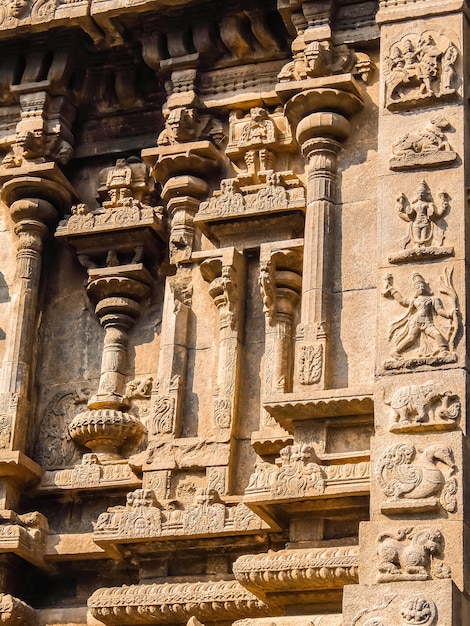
<box><xmin>385</xmin><ymin>381</ymin><xmax>460</xmax><ymax>431</ymax></box>
<box><xmin>245</xmin><ymin>444</ymin><xmax>325</xmax><ymax>499</ymax></box>
<box><xmin>384</xmin><ymin>32</ymin><xmax>459</xmax><ymax>110</ymax></box>
<box><xmin>401</xmin><ymin>596</ymin><xmax>437</xmax><ymax>626</ymax></box>
<box><xmin>376</xmin><ymin>527</ymin><xmax>450</xmax><ymax>582</ymax></box>
<box><xmin>382</xmin><ymin>268</ymin><xmax>460</xmax><ymax>369</ymax></box>
<box><xmin>298</xmin><ymin>343</ymin><xmax>323</xmax><ymax>385</ymax></box>
<box><xmin>390</xmin><ymin>117</ymin><xmax>456</xmax><ymax>170</ymax></box>
<box><xmin>375</xmin><ymin>443</ymin><xmax>457</xmax><ymax>513</ymax></box>
<box><xmin>34</xmin><ymin>389</ymin><xmax>89</xmax><ymax>470</ymax></box>
<box><xmin>388</xmin><ymin>181</ymin><xmax>452</xmax><ymax>264</ymax></box>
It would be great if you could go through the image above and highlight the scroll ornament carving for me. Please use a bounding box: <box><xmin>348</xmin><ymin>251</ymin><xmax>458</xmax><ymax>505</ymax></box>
<box><xmin>245</xmin><ymin>444</ymin><xmax>325</xmax><ymax>498</ymax></box>
<box><xmin>401</xmin><ymin>596</ymin><xmax>437</xmax><ymax>626</ymax></box>
<box><xmin>376</xmin><ymin>527</ymin><xmax>451</xmax><ymax>582</ymax></box>
<box><xmin>390</xmin><ymin>117</ymin><xmax>456</xmax><ymax>170</ymax></box>
<box><xmin>94</xmin><ymin>488</ymin><xmax>266</xmax><ymax>541</ymax></box>
<box><xmin>33</xmin><ymin>389</ymin><xmax>89</xmax><ymax>470</ymax></box>
<box><xmin>375</xmin><ymin>443</ymin><xmax>457</xmax><ymax>513</ymax></box>
<box><xmin>233</xmin><ymin>545</ymin><xmax>359</xmax><ymax>592</ymax></box>
<box><xmin>0</xmin><ymin>392</ymin><xmax>19</xmax><ymax>450</ymax></box>
<box><xmin>88</xmin><ymin>579</ymin><xmax>270</xmax><ymax>625</ymax></box>
<box><xmin>388</xmin><ymin>181</ymin><xmax>452</xmax><ymax>264</ymax></box>
<box><xmin>385</xmin><ymin>381</ymin><xmax>460</xmax><ymax>431</ymax></box>
<box><xmin>382</xmin><ymin>267</ymin><xmax>460</xmax><ymax>369</ymax></box>
<box><xmin>384</xmin><ymin>32</ymin><xmax>458</xmax><ymax>110</ymax></box>
<box><xmin>0</xmin><ymin>0</ymin><xmax>56</xmax><ymax>28</ymax></box>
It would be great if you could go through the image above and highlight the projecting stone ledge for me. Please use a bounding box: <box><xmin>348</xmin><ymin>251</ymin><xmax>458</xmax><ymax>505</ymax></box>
<box><xmin>88</xmin><ymin>579</ymin><xmax>275</xmax><ymax>625</ymax></box>
<box><xmin>233</xmin><ymin>545</ymin><xmax>359</xmax><ymax>608</ymax></box>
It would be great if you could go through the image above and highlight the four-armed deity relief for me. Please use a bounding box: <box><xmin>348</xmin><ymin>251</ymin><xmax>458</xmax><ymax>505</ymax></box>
<box><xmin>384</xmin><ymin>31</ymin><xmax>459</xmax><ymax>110</ymax></box>
<box><xmin>388</xmin><ymin>181</ymin><xmax>453</xmax><ymax>264</ymax></box>
<box><xmin>390</xmin><ymin>117</ymin><xmax>457</xmax><ymax>170</ymax></box>
<box><xmin>382</xmin><ymin>268</ymin><xmax>460</xmax><ymax>369</ymax></box>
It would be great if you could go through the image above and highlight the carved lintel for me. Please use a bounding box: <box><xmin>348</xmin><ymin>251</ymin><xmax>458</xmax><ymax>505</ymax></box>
<box><xmin>88</xmin><ymin>579</ymin><xmax>271</xmax><ymax>625</ymax></box>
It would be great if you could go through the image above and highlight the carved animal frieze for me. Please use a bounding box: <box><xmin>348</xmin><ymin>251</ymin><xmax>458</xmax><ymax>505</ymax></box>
<box><xmin>388</xmin><ymin>181</ymin><xmax>453</xmax><ymax>264</ymax></box>
<box><xmin>384</xmin><ymin>32</ymin><xmax>459</xmax><ymax>110</ymax></box>
<box><xmin>233</xmin><ymin>545</ymin><xmax>359</xmax><ymax>593</ymax></box>
<box><xmin>93</xmin><ymin>487</ymin><xmax>267</xmax><ymax>543</ymax></box>
<box><xmin>382</xmin><ymin>267</ymin><xmax>460</xmax><ymax>369</ymax></box>
<box><xmin>88</xmin><ymin>579</ymin><xmax>270</xmax><ymax>625</ymax></box>
<box><xmin>375</xmin><ymin>443</ymin><xmax>457</xmax><ymax>513</ymax></box>
<box><xmin>376</xmin><ymin>527</ymin><xmax>450</xmax><ymax>582</ymax></box>
<box><xmin>390</xmin><ymin>117</ymin><xmax>456</xmax><ymax>170</ymax></box>
<box><xmin>385</xmin><ymin>381</ymin><xmax>460</xmax><ymax>432</ymax></box>
<box><xmin>245</xmin><ymin>443</ymin><xmax>325</xmax><ymax>499</ymax></box>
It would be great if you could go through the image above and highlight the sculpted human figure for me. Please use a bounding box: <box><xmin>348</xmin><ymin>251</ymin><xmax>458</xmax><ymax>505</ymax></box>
<box><xmin>383</xmin><ymin>273</ymin><xmax>455</xmax><ymax>359</ymax></box>
<box><xmin>239</xmin><ymin>107</ymin><xmax>276</xmax><ymax>146</ymax></box>
<box><xmin>397</xmin><ymin>181</ymin><xmax>448</xmax><ymax>249</ymax></box>
<box><xmin>417</xmin><ymin>34</ymin><xmax>440</xmax><ymax>94</ymax></box>
<box><xmin>106</xmin><ymin>158</ymin><xmax>132</xmax><ymax>205</ymax></box>
<box><xmin>7</xmin><ymin>0</ymin><xmax>30</xmax><ymax>18</ymax></box>
<box><xmin>157</xmin><ymin>107</ymin><xmax>198</xmax><ymax>146</ymax></box>
<box><xmin>441</xmin><ymin>44</ymin><xmax>458</xmax><ymax>92</ymax></box>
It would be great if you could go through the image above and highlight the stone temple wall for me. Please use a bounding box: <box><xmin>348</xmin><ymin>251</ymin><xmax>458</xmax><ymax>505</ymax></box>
<box><xmin>0</xmin><ymin>0</ymin><xmax>466</xmax><ymax>624</ymax></box>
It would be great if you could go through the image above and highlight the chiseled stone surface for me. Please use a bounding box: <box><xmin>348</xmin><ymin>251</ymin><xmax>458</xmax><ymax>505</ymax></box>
<box><xmin>0</xmin><ymin>0</ymin><xmax>467</xmax><ymax>625</ymax></box>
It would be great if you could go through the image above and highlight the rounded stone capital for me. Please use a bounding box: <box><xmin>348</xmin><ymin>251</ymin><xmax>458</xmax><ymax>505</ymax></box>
<box><xmin>296</xmin><ymin>112</ymin><xmax>350</xmax><ymax>148</ymax></box>
<box><xmin>285</xmin><ymin>87</ymin><xmax>362</xmax><ymax>131</ymax></box>
<box><xmin>9</xmin><ymin>198</ymin><xmax>56</xmax><ymax>227</ymax></box>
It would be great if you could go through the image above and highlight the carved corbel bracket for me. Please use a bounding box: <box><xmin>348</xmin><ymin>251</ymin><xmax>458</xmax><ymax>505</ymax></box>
<box><xmin>0</xmin><ymin>593</ymin><xmax>36</xmax><ymax>625</ymax></box>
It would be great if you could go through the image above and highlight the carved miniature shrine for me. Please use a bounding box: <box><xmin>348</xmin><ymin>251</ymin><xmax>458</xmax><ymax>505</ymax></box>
<box><xmin>0</xmin><ymin>0</ymin><xmax>467</xmax><ymax>625</ymax></box>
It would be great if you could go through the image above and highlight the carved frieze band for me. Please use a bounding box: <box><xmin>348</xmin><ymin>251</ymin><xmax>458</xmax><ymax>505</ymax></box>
<box><xmin>88</xmin><ymin>579</ymin><xmax>271</xmax><ymax>625</ymax></box>
<box><xmin>233</xmin><ymin>546</ymin><xmax>359</xmax><ymax>594</ymax></box>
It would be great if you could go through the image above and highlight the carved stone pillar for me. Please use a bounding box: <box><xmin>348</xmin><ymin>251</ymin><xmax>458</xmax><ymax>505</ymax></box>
<box><xmin>253</xmin><ymin>242</ymin><xmax>302</xmax><ymax>454</ymax></box>
<box><xmin>200</xmin><ymin>248</ymin><xmax>245</xmax><ymax>437</ymax></box>
<box><xmin>56</xmin><ymin>158</ymin><xmax>166</xmax><ymax>462</ymax></box>
<box><xmin>0</xmin><ymin>171</ymin><xmax>72</xmax><ymax>508</ymax></box>
<box><xmin>68</xmin><ymin>265</ymin><xmax>150</xmax><ymax>460</ymax></box>
<box><xmin>283</xmin><ymin>93</ymin><xmax>362</xmax><ymax>390</ymax></box>
<box><xmin>341</xmin><ymin>2</ymin><xmax>468</xmax><ymax>625</ymax></box>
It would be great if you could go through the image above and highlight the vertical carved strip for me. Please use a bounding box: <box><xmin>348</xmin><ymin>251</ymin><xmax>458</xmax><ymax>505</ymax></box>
<box><xmin>151</xmin><ymin>270</ymin><xmax>192</xmax><ymax>438</ymax></box>
<box><xmin>200</xmin><ymin>248</ymin><xmax>245</xmax><ymax>435</ymax></box>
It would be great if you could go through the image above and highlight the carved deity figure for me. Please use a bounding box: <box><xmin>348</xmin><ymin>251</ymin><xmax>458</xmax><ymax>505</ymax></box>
<box><xmin>441</xmin><ymin>44</ymin><xmax>458</xmax><ymax>92</ymax></box>
<box><xmin>417</xmin><ymin>34</ymin><xmax>440</xmax><ymax>95</ymax></box>
<box><xmin>383</xmin><ymin>272</ymin><xmax>457</xmax><ymax>360</ymax></box>
<box><xmin>397</xmin><ymin>181</ymin><xmax>449</xmax><ymax>250</ymax></box>
<box><xmin>106</xmin><ymin>158</ymin><xmax>132</xmax><ymax>205</ymax></box>
<box><xmin>239</xmin><ymin>107</ymin><xmax>276</xmax><ymax>147</ymax></box>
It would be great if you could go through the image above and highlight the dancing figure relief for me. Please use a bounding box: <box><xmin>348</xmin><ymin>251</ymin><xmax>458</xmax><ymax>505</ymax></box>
<box><xmin>382</xmin><ymin>268</ymin><xmax>460</xmax><ymax>367</ymax></box>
